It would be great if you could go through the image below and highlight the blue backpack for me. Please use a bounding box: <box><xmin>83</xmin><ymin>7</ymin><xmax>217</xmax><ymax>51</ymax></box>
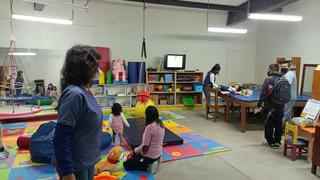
<box><xmin>30</xmin><ymin>121</ymin><xmax>56</xmax><ymax>163</ymax></box>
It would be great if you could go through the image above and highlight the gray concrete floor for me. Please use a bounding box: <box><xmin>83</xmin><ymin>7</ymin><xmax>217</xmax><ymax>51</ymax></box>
<box><xmin>155</xmin><ymin>110</ymin><xmax>319</xmax><ymax>180</ymax></box>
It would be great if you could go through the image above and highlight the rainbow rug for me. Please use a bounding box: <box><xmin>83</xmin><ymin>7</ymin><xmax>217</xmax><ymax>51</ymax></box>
<box><xmin>0</xmin><ymin>112</ymin><xmax>230</xmax><ymax>180</ymax></box>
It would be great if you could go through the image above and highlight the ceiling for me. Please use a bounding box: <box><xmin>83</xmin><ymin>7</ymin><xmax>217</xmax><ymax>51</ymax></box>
<box><xmin>186</xmin><ymin>0</ymin><xmax>248</xmax><ymax>6</ymax></box>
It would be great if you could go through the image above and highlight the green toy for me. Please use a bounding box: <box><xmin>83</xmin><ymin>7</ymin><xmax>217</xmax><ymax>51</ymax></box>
<box><xmin>106</xmin><ymin>71</ymin><xmax>112</xmax><ymax>84</ymax></box>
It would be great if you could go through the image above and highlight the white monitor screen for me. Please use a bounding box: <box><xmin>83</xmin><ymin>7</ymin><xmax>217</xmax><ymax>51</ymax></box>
<box><xmin>167</xmin><ymin>55</ymin><xmax>183</xmax><ymax>68</ymax></box>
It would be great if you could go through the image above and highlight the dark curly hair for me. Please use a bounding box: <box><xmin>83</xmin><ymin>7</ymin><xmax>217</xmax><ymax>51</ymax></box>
<box><xmin>111</xmin><ymin>103</ymin><xmax>122</xmax><ymax>116</ymax></box>
<box><xmin>62</xmin><ymin>45</ymin><xmax>100</xmax><ymax>86</ymax></box>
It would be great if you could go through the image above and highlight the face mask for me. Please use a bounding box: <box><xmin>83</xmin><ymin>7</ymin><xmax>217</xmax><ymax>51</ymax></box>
<box><xmin>267</xmin><ymin>71</ymin><xmax>272</xmax><ymax>76</ymax></box>
<box><xmin>88</xmin><ymin>80</ymin><xmax>93</xmax><ymax>88</ymax></box>
<box><xmin>281</xmin><ymin>68</ymin><xmax>288</xmax><ymax>74</ymax></box>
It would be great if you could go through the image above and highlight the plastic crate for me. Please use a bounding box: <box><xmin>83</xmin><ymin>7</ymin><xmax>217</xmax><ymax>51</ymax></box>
<box><xmin>193</xmin><ymin>83</ymin><xmax>203</xmax><ymax>92</ymax></box>
<box><xmin>182</xmin><ymin>95</ymin><xmax>195</xmax><ymax>106</ymax></box>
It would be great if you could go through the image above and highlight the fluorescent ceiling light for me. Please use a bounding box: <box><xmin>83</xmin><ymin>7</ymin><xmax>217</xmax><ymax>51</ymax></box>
<box><xmin>9</xmin><ymin>52</ymin><xmax>37</xmax><ymax>56</ymax></box>
<box><xmin>12</xmin><ymin>14</ymin><xmax>73</xmax><ymax>25</ymax></box>
<box><xmin>248</xmin><ymin>13</ymin><xmax>303</xmax><ymax>22</ymax></box>
<box><xmin>22</xmin><ymin>0</ymin><xmax>88</xmax><ymax>11</ymax></box>
<box><xmin>208</xmin><ymin>27</ymin><xmax>248</xmax><ymax>34</ymax></box>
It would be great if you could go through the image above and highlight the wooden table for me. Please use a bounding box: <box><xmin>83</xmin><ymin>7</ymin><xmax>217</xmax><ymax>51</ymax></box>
<box><xmin>298</xmin><ymin>126</ymin><xmax>315</xmax><ymax>163</ymax></box>
<box><xmin>219</xmin><ymin>90</ymin><xmax>309</xmax><ymax>133</ymax></box>
<box><xmin>219</xmin><ymin>92</ymin><xmax>257</xmax><ymax>133</ymax></box>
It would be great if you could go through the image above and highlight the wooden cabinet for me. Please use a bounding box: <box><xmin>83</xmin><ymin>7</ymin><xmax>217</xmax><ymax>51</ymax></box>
<box><xmin>312</xmin><ymin>67</ymin><xmax>320</xmax><ymax>100</ymax></box>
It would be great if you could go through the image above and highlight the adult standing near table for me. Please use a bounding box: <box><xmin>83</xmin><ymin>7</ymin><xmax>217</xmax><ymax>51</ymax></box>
<box><xmin>281</xmin><ymin>62</ymin><xmax>297</xmax><ymax>126</ymax></box>
<box><xmin>257</xmin><ymin>64</ymin><xmax>284</xmax><ymax>148</ymax></box>
<box><xmin>203</xmin><ymin>64</ymin><xmax>221</xmax><ymax>118</ymax></box>
<box><xmin>53</xmin><ymin>45</ymin><xmax>102</xmax><ymax>180</ymax></box>
<box><xmin>15</xmin><ymin>70</ymin><xmax>24</xmax><ymax>97</ymax></box>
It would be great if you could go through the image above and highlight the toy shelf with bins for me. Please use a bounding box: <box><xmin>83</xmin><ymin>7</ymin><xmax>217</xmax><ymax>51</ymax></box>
<box><xmin>91</xmin><ymin>83</ymin><xmax>147</xmax><ymax>108</ymax></box>
<box><xmin>147</xmin><ymin>71</ymin><xmax>203</xmax><ymax>106</ymax></box>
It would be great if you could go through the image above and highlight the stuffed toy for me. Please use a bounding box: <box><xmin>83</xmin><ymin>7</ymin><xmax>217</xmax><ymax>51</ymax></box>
<box><xmin>94</xmin><ymin>172</ymin><xmax>117</xmax><ymax>180</ymax></box>
<box><xmin>112</xmin><ymin>58</ymin><xmax>127</xmax><ymax>82</ymax></box>
<box><xmin>94</xmin><ymin>146</ymin><xmax>123</xmax><ymax>175</ymax></box>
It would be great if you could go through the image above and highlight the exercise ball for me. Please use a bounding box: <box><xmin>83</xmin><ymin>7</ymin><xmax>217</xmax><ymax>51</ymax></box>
<box><xmin>100</xmin><ymin>132</ymin><xmax>112</xmax><ymax>150</ymax></box>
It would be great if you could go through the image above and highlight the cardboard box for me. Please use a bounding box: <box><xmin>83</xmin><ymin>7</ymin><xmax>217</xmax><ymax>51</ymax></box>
<box><xmin>160</xmin><ymin>99</ymin><xmax>167</xmax><ymax>105</ymax></box>
<box><xmin>151</xmin><ymin>95</ymin><xmax>159</xmax><ymax>104</ymax></box>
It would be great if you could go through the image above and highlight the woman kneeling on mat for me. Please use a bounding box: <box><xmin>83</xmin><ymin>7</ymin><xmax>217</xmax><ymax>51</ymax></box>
<box><xmin>124</xmin><ymin>106</ymin><xmax>165</xmax><ymax>174</ymax></box>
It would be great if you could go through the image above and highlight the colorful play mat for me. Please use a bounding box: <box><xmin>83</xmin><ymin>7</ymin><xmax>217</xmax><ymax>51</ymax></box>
<box><xmin>0</xmin><ymin>111</ymin><xmax>230</xmax><ymax>180</ymax></box>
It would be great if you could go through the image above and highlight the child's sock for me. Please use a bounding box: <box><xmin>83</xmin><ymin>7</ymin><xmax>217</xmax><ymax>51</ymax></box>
<box><xmin>123</xmin><ymin>154</ymin><xmax>133</xmax><ymax>162</ymax></box>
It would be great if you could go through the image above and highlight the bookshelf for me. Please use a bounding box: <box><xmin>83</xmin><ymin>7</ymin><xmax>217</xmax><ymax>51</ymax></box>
<box><xmin>90</xmin><ymin>83</ymin><xmax>147</xmax><ymax>108</ymax></box>
<box><xmin>91</xmin><ymin>71</ymin><xmax>204</xmax><ymax>108</ymax></box>
<box><xmin>147</xmin><ymin>71</ymin><xmax>203</xmax><ymax>106</ymax></box>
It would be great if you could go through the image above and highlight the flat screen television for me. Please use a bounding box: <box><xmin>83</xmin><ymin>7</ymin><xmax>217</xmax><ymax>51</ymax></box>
<box><xmin>164</xmin><ymin>54</ymin><xmax>186</xmax><ymax>70</ymax></box>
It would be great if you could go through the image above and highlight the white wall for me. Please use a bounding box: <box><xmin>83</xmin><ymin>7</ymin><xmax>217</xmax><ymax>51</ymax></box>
<box><xmin>0</xmin><ymin>0</ymin><xmax>258</xmax><ymax>90</ymax></box>
<box><xmin>255</xmin><ymin>0</ymin><xmax>320</xmax><ymax>85</ymax></box>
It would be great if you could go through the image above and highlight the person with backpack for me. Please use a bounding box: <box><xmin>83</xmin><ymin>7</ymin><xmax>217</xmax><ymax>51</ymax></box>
<box><xmin>281</xmin><ymin>62</ymin><xmax>297</xmax><ymax>126</ymax></box>
<box><xmin>257</xmin><ymin>64</ymin><xmax>291</xmax><ymax>148</ymax></box>
<box><xmin>203</xmin><ymin>64</ymin><xmax>221</xmax><ymax>118</ymax></box>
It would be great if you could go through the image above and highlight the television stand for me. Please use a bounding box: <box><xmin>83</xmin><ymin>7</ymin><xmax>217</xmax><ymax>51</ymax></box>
<box><xmin>174</xmin><ymin>70</ymin><xmax>198</xmax><ymax>73</ymax></box>
<box><xmin>146</xmin><ymin>71</ymin><xmax>204</xmax><ymax>107</ymax></box>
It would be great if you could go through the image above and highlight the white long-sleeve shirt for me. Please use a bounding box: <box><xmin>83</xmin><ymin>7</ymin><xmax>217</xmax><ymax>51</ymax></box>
<box><xmin>210</xmin><ymin>73</ymin><xmax>219</xmax><ymax>88</ymax></box>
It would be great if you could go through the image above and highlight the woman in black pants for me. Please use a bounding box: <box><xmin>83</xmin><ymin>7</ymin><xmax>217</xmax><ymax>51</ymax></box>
<box><xmin>124</xmin><ymin>106</ymin><xmax>165</xmax><ymax>174</ymax></box>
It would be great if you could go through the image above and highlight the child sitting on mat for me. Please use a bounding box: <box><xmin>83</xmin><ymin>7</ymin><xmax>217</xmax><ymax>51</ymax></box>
<box><xmin>123</xmin><ymin>106</ymin><xmax>165</xmax><ymax>174</ymax></box>
<box><xmin>108</xmin><ymin>103</ymin><xmax>130</xmax><ymax>145</ymax></box>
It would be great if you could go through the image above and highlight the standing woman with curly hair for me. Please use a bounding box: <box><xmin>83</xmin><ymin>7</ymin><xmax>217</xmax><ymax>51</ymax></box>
<box><xmin>53</xmin><ymin>45</ymin><xmax>102</xmax><ymax>180</ymax></box>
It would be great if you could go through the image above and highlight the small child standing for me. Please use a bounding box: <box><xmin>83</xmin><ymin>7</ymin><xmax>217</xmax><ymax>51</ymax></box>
<box><xmin>108</xmin><ymin>103</ymin><xmax>130</xmax><ymax>145</ymax></box>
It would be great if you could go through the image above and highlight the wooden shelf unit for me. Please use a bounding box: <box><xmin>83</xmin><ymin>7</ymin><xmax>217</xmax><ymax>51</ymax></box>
<box><xmin>91</xmin><ymin>83</ymin><xmax>147</xmax><ymax>108</ymax></box>
<box><xmin>147</xmin><ymin>71</ymin><xmax>203</xmax><ymax>106</ymax></box>
<box><xmin>150</xmin><ymin>92</ymin><xmax>174</xmax><ymax>94</ymax></box>
<box><xmin>148</xmin><ymin>82</ymin><xmax>175</xmax><ymax>84</ymax></box>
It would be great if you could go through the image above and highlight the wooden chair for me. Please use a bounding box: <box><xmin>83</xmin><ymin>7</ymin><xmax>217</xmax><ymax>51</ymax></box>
<box><xmin>205</xmin><ymin>87</ymin><xmax>226</xmax><ymax>122</ymax></box>
<box><xmin>312</xmin><ymin>125</ymin><xmax>320</xmax><ymax>175</ymax></box>
<box><xmin>283</xmin><ymin>122</ymin><xmax>308</xmax><ymax>161</ymax></box>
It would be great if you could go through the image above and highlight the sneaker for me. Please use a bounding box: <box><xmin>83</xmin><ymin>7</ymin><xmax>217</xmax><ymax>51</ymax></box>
<box><xmin>207</xmin><ymin>114</ymin><xmax>214</xmax><ymax>119</ymax></box>
<box><xmin>275</xmin><ymin>142</ymin><xmax>281</xmax><ymax>147</ymax></box>
<box><xmin>269</xmin><ymin>144</ymin><xmax>280</xmax><ymax>149</ymax></box>
<box><xmin>148</xmin><ymin>159</ymin><xmax>160</xmax><ymax>175</ymax></box>
<box><xmin>0</xmin><ymin>148</ymin><xmax>9</xmax><ymax>160</ymax></box>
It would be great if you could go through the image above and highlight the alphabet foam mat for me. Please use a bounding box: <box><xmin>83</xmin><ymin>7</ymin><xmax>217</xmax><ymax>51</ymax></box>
<box><xmin>0</xmin><ymin>112</ymin><xmax>230</xmax><ymax>180</ymax></box>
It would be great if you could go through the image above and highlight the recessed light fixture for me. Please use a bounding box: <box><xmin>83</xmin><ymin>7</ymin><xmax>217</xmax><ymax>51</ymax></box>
<box><xmin>12</xmin><ymin>14</ymin><xmax>73</xmax><ymax>25</ymax></box>
<box><xmin>22</xmin><ymin>0</ymin><xmax>88</xmax><ymax>12</ymax></box>
<box><xmin>248</xmin><ymin>13</ymin><xmax>303</xmax><ymax>22</ymax></box>
<box><xmin>208</xmin><ymin>27</ymin><xmax>248</xmax><ymax>34</ymax></box>
<box><xmin>8</xmin><ymin>52</ymin><xmax>37</xmax><ymax>56</ymax></box>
